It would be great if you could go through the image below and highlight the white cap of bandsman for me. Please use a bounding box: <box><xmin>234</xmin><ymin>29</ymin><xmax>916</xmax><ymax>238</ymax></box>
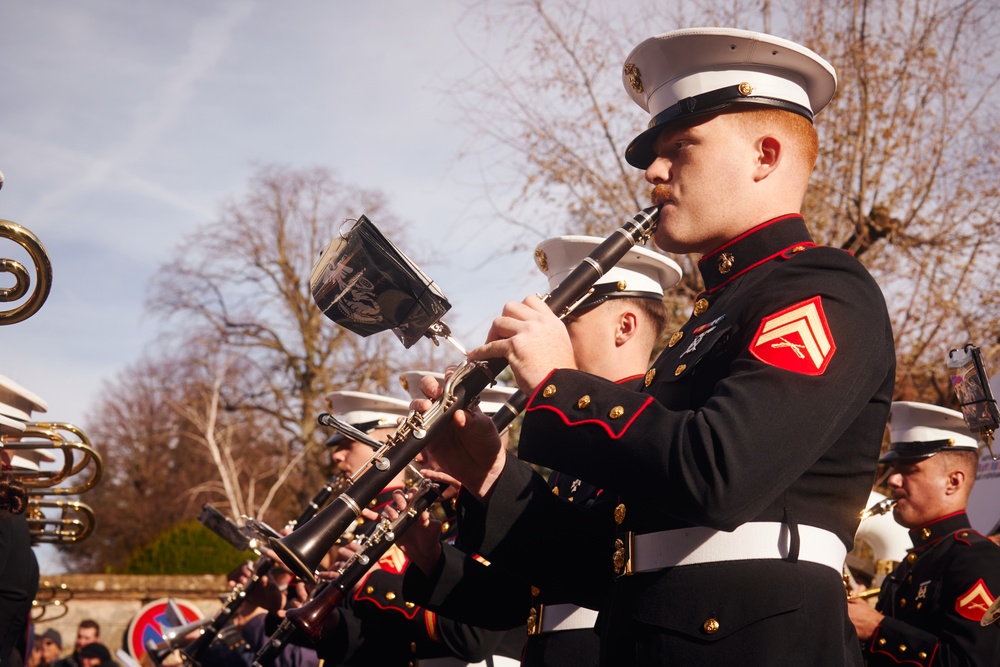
<box><xmin>0</xmin><ymin>373</ymin><xmax>55</xmax><ymax>467</ymax></box>
<box><xmin>621</xmin><ymin>27</ymin><xmax>837</xmax><ymax>168</ymax></box>
<box><xmin>879</xmin><ymin>401</ymin><xmax>980</xmax><ymax>463</ymax></box>
<box><xmin>534</xmin><ymin>235</ymin><xmax>682</xmax><ymax>312</ymax></box>
<box><xmin>323</xmin><ymin>390</ymin><xmax>410</xmax><ymax>447</ymax></box>
<box><xmin>398</xmin><ymin>370</ymin><xmax>517</xmax><ymax>417</ymax></box>
<box><xmin>0</xmin><ymin>374</ymin><xmax>47</xmax><ymax>428</ymax></box>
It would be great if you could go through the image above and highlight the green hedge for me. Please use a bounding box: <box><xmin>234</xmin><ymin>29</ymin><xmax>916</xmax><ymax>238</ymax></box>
<box><xmin>120</xmin><ymin>520</ymin><xmax>254</xmax><ymax>575</ymax></box>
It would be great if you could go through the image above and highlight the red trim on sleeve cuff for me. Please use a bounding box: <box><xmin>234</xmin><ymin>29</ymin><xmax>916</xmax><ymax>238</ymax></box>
<box><xmin>526</xmin><ymin>395</ymin><xmax>654</xmax><ymax>439</ymax></box>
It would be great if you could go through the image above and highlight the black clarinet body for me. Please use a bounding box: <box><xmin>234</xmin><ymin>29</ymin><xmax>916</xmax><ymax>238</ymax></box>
<box><xmin>252</xmin><ymin>480</ymin><xmax>442</xmax><ymax>665</ymax></box>
<box><xmin>180</xmin><ymin>472</ymin><xmax>344</xmax><ymax>665</ymax></box>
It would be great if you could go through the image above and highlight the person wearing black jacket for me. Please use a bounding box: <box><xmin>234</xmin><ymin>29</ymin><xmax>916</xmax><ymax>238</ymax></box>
<box><xmin>0</xmin><ymin>460</ymin><xmax>38</xmax><ymax>667</ymax></box>
<box><xmin>849</xmin><ymin>401</ymin><xmax>1000</xmax><ymax>666</ymax></box>
<box><xmin>417</xmin><ymin>27</ymin><xmax>895</xmax><ymax>667</ymax></box>
<box><xmin>399</xmin><ymin>235</ymin><xmax>681</xmax><ymax>667</ymax></box>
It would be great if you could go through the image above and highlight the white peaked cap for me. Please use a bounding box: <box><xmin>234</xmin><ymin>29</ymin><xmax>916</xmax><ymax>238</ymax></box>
<box><xmin>0</xmin><ymin>413</ymin><xmax>26</xmax><ymax>436</ymax></box>
<box><xmin>880</xmin><ymin>401</ymin><xmax>980</xmax><ymax>462</ymax></box>
<box><xmin>0</xmin><ymin>374</ymin><xmax>47</xmax><ymax>422</ymax></box>
<box><xmin>324</xmin><ymin>390</ymin><xmax>411</xmax><ymax>428</ymax></box>
<box><xmin>534</xmin><ymin>235</ymin><xmax>682</xmax><ymax>306</ymax></box>
<box><xmin>398</xmin><ymin>371</ymin><xmax>517</xmax><ymax>416</ymax></box>
<box><xmin>622</xmin><ymin>27</ymin><xmax>837</xmax><ymax>168</ymax></box>
<box><xmin>6</xmin><ymin>447</ymin><xmax>56</xmax><ymax>471</ymax></box>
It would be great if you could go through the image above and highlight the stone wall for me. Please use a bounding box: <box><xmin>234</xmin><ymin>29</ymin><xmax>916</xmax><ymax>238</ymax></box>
<box><xmin>32</xmin><ymin>574</ymin><xmax>228</xmax><ymax>659</ymax></box>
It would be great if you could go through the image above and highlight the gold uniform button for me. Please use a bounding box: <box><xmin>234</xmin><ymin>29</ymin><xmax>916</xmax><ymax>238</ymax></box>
<box><xmin>614</xmin><ymin>503</ymin><xmax>626</xmax><ymax>524</ymax></box>
<box><xmin>365</xmin><ymin>586</ymin><xmax>375</xmax><ymax>594</ymax></box>
<box><xmin>675</xmin><ymin>364</ymin><xmax>687</xmax><ymax>376</ymax></box>
<box><xmin>920</xmin><ymin>527</ymin><xmax>932</xmax><ymax>540</ymax></box>
<box><xmin>900</xmin><ymin>598</ymin><xmax>907</xmax><ymax>608</ymax></box>
<box><xmin>405</xmin><ymin>601</ymin><xmax>416</xmax><ymax>608</ymax></box>
<box><xmin>907</xmin><ymin>553</ymin><xmax>917</xmax><ymax>564</ymax></box>
<box><xmin>439</xmin><ymin>521</ymin><xmax>451</xmax><ymax>534</ymax></box>
<box><xmin>959</xmin><ymin>531</ymin><xmax>969</xmax><ymax>538</ymax></box>
<box><xmin>577</xmin><ymin>395</ymin><xmax>591</xmax><ymax>409</ymax></box>
<box><xmin>644</xmin><ymin>369</ymin><xmax>656</xmax><ymax>386</ymax></box>
<box><xmin>693</xmin><ymin>298</ymin><xmax>709</xmax><ymax>316</ymax></box>
<box><xmin>877</xmin><ymin>638</ymin><xmax>887</xmax><ymax>646</ymax></box>
<box><xmin>617</xmin><ymin>279</ymin><xmax>627</xmax><ymax>290</ymax></box>
<box><xmin>702</xmin><ymin>618</ymin><xmax>720</xmax><ymax>634</ymax></box>
<box><xmin>791</xmin><ymin>245</ymin><xmax>806</xmax><ymax>254</ymax></box>
<box><xmin>918</xmin><ymin>652</ymin><xmax>927</xmax><ymax>659</ymax></box>
<box><xmin>385</xmin><ymin>591</ymin><xmax>396</xmax><ymax>601</ymax></box>
<box><xmin>898</xmin><ymin>644</ymin><xmax>907</xmax><ymax>653</ymax></box>
<box><xmin>609</xmin><ymin>406</ymin><xmax>624</xmax><ymax>419</ymax></box>
<box><xmin>668</xmin><ymin>331</ymin><xmax>683</xmax><ymax>347</ymax></box>
<box><xmin>542</xmin><ymin>384</ymin><xmax>557</xmax><ymax>398</ymax></box>
<box><xmin>738</xmin><ymin>81</ymin><xmax>753</xmax><ymax>96</ymax></box>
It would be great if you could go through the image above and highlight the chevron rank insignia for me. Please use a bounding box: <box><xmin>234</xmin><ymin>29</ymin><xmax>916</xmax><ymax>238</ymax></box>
<box><xmin>956</xmin><ymin>578</ymin><xmax>995</xmax><ymax>622</ymax></box>
<box><xmin>750</xmin><ymin>296</ymin><xmax>836</xmax><ymax>375</ymax></box>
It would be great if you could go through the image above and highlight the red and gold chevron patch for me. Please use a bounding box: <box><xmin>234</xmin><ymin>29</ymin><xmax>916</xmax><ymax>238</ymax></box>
<box><xmin>956</xmin><ymin>578</ymin><xmax>995</xmax><ymax>622</ymax></box>
<box><xmin>750</xmin><ymin>296</ymin><xmax>836</xmax><ymax>375</ymax></box>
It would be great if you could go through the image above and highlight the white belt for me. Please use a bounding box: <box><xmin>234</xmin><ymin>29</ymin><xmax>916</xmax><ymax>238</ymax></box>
<box><xmin>538</xmin><ymin>603</ymin><xmax>599</xmax><ymax>633</ymax></box>
<box><xmin>626</xmin><ymin>522</ymin><xmax>846</xmax><ymax>575</ymax></box>
<box><xmin>418</xmin><ymin>657</ymin><xmax>520</xmax><ymax>667</ymax></box>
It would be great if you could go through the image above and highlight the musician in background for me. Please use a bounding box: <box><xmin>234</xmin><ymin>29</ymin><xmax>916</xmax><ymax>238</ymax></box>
<box><xmin>243</xmin><ymin>391</ymin><xmax>522</xmax><ymax>666</ymax></box>
<box><xmin>417</xmin><ymin>27</ymin><xmax>895</xmax><ymax>666</ymax></box>
<box><xmin>848</xmin><ymin>401</ymin><xmax>1000</xmax><ymax>666</ymax></box>
<box><xmin>0</xmin><ymin>444</ymin><xmax>39</xmax><ymax>667</ymax></box>
<box><xmin>399</xmin><ymin>235</ymin><xmax>681</xmax><ymax>667</ymax></box>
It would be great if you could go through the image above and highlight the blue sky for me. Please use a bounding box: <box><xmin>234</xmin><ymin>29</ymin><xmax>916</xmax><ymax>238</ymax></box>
<box><xmin>1</xmin><ymin>1</ymin><xmax>555</xmax><ymax>571</ymax></box>
<box><xmin>0</xmin><ymin>2</ymin><xmax>545</xmax><ymax>428</ymax></box>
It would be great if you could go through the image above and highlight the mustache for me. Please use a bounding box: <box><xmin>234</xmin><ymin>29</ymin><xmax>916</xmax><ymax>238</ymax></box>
<box><xmin>650</xmin><ymin>184</ymin><xmax>672</xmax><ymax>206</ymax></box>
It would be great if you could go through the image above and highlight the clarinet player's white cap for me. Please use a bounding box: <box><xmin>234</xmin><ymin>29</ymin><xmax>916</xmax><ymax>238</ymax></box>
<box><xmin>323</xmin><ymin>391</ymin><xmax>410</xmax><ymax>446</ymax></box>
<box><xmin>622</xmin><ymin>27</ymin><xmax>837</xmax><ymax>168</ymax></box>
<box><xmin>534</xmin><ymin>235</ymin><xmax>682</xmax><ymax>311</ymax></box>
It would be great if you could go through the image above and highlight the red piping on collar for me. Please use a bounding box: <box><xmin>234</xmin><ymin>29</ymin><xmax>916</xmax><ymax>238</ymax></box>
<box><xmin>698</xmin><ymin>214</ymin><xmax>802</xmax><ymax>262</ymax></box>
<box><xmin>700</xmin><ymin>241</ymin><xmax>816</xmax><ymax>295</ymax></box>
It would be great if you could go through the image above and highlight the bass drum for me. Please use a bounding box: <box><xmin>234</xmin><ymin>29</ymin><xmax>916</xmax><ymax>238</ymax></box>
<box><xmin>847</xmin><ymin>491</ymin><xmax>910</xmax><ymax>589</ymax></box>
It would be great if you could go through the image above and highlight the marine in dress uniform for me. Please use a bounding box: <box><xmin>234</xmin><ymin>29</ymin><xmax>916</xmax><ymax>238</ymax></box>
<box><xmin>0</xmin><ymin>376</ymin><xmax>44</xmax><ymax>667</ymax></box>
<box><xmin>402</xmin><ymin>238</ymin><xmax>683</xmax><ymax>667</ymax></box>
<box><xmin>312</xmin><ymin>391</ymin><xmax>523</xmax><ymax>667</ymax></box>
<box><xmin>849</xmin><ymin>402</ymin><xmax>1000</xmax><ymax>666</ymax></box>
<box><xmin>430</xmin><ymin>28</ymin><xmax>896</xmax><ymax>667</ymax></box>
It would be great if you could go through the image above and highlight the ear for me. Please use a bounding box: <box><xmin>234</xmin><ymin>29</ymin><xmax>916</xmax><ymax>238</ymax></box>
<box><xmin>616</xmin><ymin>310</ymin><xmax>638</xmax><ymax>346</ymax></box>
<box><xmin>944</xmin><ymin>468</ymin><xmax>967</xmax><ymax>495</ymax></box>
<box><xmin>753</xmin><ymin>135</ymin><xmax>781</xmax><ymax>181</ymax></box>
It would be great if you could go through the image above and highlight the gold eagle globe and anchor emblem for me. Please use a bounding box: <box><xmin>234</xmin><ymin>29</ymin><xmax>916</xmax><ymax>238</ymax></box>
<box><xmin>623</xmin><ymin>63</ymin><xmax>643</xmax><ymax>94</ymax></box>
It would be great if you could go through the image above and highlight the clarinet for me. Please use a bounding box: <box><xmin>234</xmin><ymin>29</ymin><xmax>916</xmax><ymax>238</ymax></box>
<box><xmin>180</xmin><ymin>472</ymin><xmax>345</xmax><ymax>666</ymax></box>
<box><xmin>252</xmin><ymin>478</ymin><xmax>442</xmax><ymax>665</ymax></box>
<box><xmin>269</xmin><ymin>205</ymin><xmax>661</xmax><ymax>582</ymax></box>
